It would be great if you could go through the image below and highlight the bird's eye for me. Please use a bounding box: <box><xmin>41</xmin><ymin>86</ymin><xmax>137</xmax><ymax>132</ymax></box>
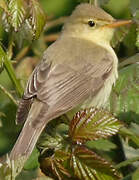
<box><xmin>88</xmin><ymin>20</ymin><xmax>95</xmax><ymax>27</ymax></box>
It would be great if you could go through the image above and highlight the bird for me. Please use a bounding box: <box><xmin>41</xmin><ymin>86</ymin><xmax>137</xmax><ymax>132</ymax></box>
<box><xmin>10</xmin><ymin>3</ymin><xmax>132</xmax><ymax>171</ymax></box>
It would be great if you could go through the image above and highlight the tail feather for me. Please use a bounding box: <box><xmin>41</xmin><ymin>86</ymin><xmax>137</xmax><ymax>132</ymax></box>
<box><xmin>10</xmin><ymin>100</ymin><xmax>48</xmax><ymax>164</ymax></box>
<box><xmin>16</xmin><ymin>98</ymin><xmax>33</xmax><ymax>124</ymax></box>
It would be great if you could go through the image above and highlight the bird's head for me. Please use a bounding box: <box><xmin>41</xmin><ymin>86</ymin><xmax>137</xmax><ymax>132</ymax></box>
<box><xmin>63</xmin><ymin>3</ymin><xmax>132</xmax><ymax>45</ymax></box>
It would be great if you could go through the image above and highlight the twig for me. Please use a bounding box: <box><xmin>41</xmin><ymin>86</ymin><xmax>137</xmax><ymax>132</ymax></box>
<box><xmin>15</xmin><ymin>46</ymin><xmax>30</xmax><ymax>63</ymax></box>
<box><xmin>44</xmin><ymin>33</ymin><xmax>60</xmax><ymax>42</ymax></box>
<box><xmin>0</xmin><ymin>84</ymin><xmax>18</xmax><ymax>105</ymax></box>
<box><xmin>119</xmin><ymin>53</ymin><xmax>139</xmax><ymax>69</ymax></box>
<box><xmin>45</xmin><ymin>17</ymin><xmax>67</xmax><ymax>31</ymax></box>
<box><xmin>4</xmin><ymin>57</ymin><xmax>23</xmax><ymax>97</ymax></box>
<box><xmin>115</xmin><ymin>156</ymin><xmax>139</xmax><ymax>169</ymax></box>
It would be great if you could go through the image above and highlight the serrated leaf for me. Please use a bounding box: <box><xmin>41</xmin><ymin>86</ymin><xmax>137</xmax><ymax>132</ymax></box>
<box><xmin>40</xmin><ymin>150</ymin><xmax>71</xmax><ymax>180</ymax></box>
<box><xmin>120</xmin><ymin>127</ymin><xmax>139</xmax><ymax>147</ymax></box>
<box><xmin>69</xmin><ymin>107</ymin><xmax>122</xmax><ymax>143</ymax></box>
<box><xmin>28</xmin><ymin>0</ymin><xmax>46</xmax><ymax>40</ymax></box>
<box><xmin>71</xmin><ymin>146</ymin><xmax>121</xmax><ymax>180</ymax></box>
<box><xmin>8</xmin><ymin>0</ymin><xmax>26</xmax><ymax>31</ymax></box>
<box><xmin>109</xmin><ymin>64</ymin><xmax>139</xmax><ymax>124</ymax></box>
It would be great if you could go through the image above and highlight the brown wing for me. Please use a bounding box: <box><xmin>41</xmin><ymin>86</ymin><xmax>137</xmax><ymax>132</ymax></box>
<box><xmin>16</xmin><ymin>60</ymin><xmax>52</xmax><ymax>124</ymax></box>
<box><xmin>16</xmin><ymin>56</ymin><xmax>113</xmax><ymax>125</ymax></box>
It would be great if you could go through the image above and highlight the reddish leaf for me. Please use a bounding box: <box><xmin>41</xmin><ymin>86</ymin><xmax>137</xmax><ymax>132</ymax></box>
<box><xmin>69</xmin><ymin>107</ymin><xmax>123</xmax><ymax>143</ymax></box>
<box><xmin>70</xmin><ymin>146</ymin><xmax>121</xmax><ymax>180</ymax></box>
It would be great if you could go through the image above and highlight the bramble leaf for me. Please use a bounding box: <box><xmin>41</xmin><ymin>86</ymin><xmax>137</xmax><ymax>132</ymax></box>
<box><xmin>109</xmin><ymin>64</ymin><xmax>139</xmax><ymax>124</ymax></box>
<box><xmin>86</xmin><ymin>139</ymin><xmax>117</xmax><ymax>151</ymax></box>
<box><xmin>8</xmin><ymin>0</ymin><xmax>26</xmax><ymax>31</ymax></box>
<box><xmin>69</xmin><ymin>107</ymin><xmax>122</xmax><ymax>143</ymax></box>
<box><xmin>28</xmin><ymin>0</ymin><xmax>46</xmax><ymax>40</ymax></box>
<box><xmin>71</xmin><ymin>146</ymin><xmax>121</xmax><ymax>180</ymax></box>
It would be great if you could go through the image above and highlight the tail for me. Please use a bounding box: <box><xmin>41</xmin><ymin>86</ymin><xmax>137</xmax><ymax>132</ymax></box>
<box><xmin>10</xmin><ymin>100</ymin><xmax>48</xmax><ymax>171</ymax></box>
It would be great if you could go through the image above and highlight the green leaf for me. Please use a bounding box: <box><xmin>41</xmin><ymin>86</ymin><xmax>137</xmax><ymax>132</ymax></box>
<box><xmin>69</xmin><ymin>107</ymin><xmax>122</xmax><ymax>143</ymax></box>
<box><xmin>121</xmin><ymin>139</ymin><xmax>139</xmax><ymax>167</ymax></box>
<box><xmin>28</xmin><ymin>0</ymin><xmax>46</xmax><ymax>40</ymax></box>
<box><xmin>120</xmin><ymin>127</ymin><xmax>139</xmax><ymax>147</ymax></box>
<box><xmin>109</xmin><ymin>64</ymin><xmax>139</xmax><ymax>124</ymax></box>
<box><xmin>71</xmin><ymin>146</ymin><xmax>121</xmax><ymax>180</ymax></box>
<box><xmin>86</xmin><ymin>139</ymin><xmax>117</xmax><ymax>151</ymax></box>
<box><xmin>8</xmin><ymin>0</ymin><xmax>26</xmax><ymax>31</ymax></box>
<box><xmin>115</xmin><ymin>156</ymin><xmax>139</xmax><ymax>170</ymax></box>
<box><xmin>24</xmin><ymin>148</ymin><xmax>40</xmax><ymax>170</ymax></box>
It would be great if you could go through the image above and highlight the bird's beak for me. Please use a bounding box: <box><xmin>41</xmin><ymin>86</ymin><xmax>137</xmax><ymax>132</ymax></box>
<box><xmin>105</xmin><ymin>20</ymin><xmax>132</xmax><ymax>28</ymax></box>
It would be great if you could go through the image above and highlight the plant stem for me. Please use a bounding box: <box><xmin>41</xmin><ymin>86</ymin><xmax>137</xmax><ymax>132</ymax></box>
<box><xmin>115</xmin><ymin>156</ymin><xmax>139</xmax><ymax>169</ymax></box>
<box><xmin>119</xmin><ymin>53</ymin><xmax>139</xmax><ymax>69</ymax></box>
<box><xmin>4</xmin><ymin>57</ymin><xmax>23</xmax><ymax>97</ymax></box>
<box><xmin>0</xmin><ymin>84</ymin><xmax>18</xmax><ymax>105</ymax></box>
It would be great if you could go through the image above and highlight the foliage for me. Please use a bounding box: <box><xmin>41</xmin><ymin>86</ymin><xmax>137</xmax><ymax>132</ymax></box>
<box><xmin>0</xmin><ymin>0</ymin><xmax>139</xmax><ymax>179</ymax></box>
<box><xmin>39</xmin><ymin>108</ymin><xmax>122</xmax><ymax>180</ymax></box>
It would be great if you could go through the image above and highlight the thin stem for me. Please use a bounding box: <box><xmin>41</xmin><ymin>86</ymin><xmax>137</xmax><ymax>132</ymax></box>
<box><xmin>44</xmin><ymin>33</ymin><xmax>59</xmax><ymax>42</ymax></box>
<box><xmin>44</xmin><ymin>17</ymin><xmax>67</xmax><ymax>31</ymax></box>
<box><xmin>115</xmin><ymin>156</ymin><xmax>139</xmax><ymax>169</ymax></box>
<box><xmin>119</xmin><ymin>53</ymin><xmax>139</xmax><ymax>69</ymax></box>
<box><xmin>0</xmin><ymin>84</ymin><xmax>18</xmax><ymax>105</ymax></box>
<box><xmin>15</xmin><ymin>46</ymin><xmax>30</xmax><ymax>62</ymax></box>
<box><xmin>4</xmin><ymin>57</ymin><xmax>23</xmax><ymax>97</ymax></box>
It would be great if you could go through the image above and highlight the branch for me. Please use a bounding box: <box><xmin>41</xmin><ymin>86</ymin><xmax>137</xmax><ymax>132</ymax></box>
<box><xmin>0</xmin><ymin>84</ymin><xmax>18</xmax><ymax>105</ymax></box>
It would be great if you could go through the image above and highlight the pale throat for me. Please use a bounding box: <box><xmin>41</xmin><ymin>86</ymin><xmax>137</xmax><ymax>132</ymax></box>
<box><xmin>63</xmin><ymin>23</ymin><xmax>115</xmax><ymax>49</ymax></box>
